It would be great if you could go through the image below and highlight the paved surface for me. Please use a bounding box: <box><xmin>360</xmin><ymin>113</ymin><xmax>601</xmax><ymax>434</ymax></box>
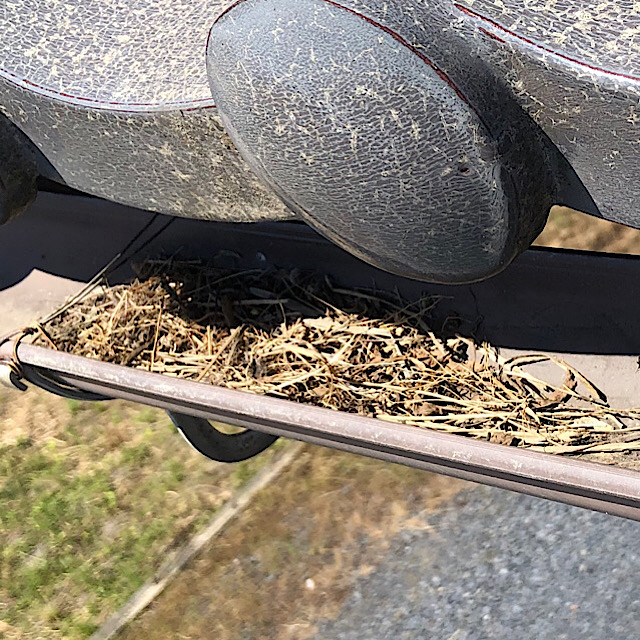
<box><xmin>315</xmin><ymin>485</ymin><xmax>640</xmax><ymax>640</ymax></box>
<box><xmin>0</xmin><ymin>270</ymin><xmax>81</xmax><ymax>336</ymax></box>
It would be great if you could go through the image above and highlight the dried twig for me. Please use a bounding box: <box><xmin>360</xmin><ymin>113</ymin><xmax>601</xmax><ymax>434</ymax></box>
<box><xmin>35</xmin><ymin>260</ymin><xmax>640</xmax><ymax>464</ymax></box>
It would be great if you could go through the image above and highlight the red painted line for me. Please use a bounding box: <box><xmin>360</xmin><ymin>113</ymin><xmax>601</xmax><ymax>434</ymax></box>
<box><xmin>455</xmin><ymin>3</ymin><xmax>640</xmax><ymax>84</ymax></box>
<box><xmin>322</xmin><ymin>0</ymin><xmax>471</xmax><ymax>104</ymax></box>
<box><xmin>209</xmin><ymin>0</ymin><xmax>474</xmax><ymax>108</ymax></box>
<box><xmin>210</xmin><ymin>0</ymin><xmax>247</xmax><ymax>28</ymax></box>
<box><xmin>207</xmin><ymin>0</ymin><xmax>247</xmax><ymax>54</ymax></box>
<box><xmin>479</xmin><ymin>26</ymin><xmax>505</xmax><ymax>44</ymax></box>
<box><xmin>0</xmin><ymin>65</ymin><xmax>216</xmax><ymax>112</ymax></box>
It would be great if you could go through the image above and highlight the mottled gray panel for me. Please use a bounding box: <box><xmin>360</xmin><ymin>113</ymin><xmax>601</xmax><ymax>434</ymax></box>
<box><xmin>0</xmin><ymin>0</ymin><xmax>236</xmax><ymax>108</ymax></box>
<box><xmin>0</xmin><ymin>0</ymin><xmax>294</xmax><ymax>221</ymax></box>
<box><xmin>455</xmin><ymin>3</ymin><xmax>640</xmax><ymax>226</ymax></box>
<box><xmin>466</xmin><ymin>0</ymin><xmax>640</xmax><ymax>78</ymax></box>
<box><xmin>497</xmin><ymin>51</ymin><xmax>640</xmax><ymax>227</ymax></box>
<box><xmin>208</xmin><ymin>0</ymin><xmax>558</xmax><ymax>283</ymax></box>
<box><xmin>276</xmin><ymin>0</ymin><xmax>639</xmax><ymax>228</ymax></box>
<box><xmin>0</xmin><ymin>78</ymin><xmax>291</xmax><ymax>222</ymax></box>
<box><xmin>2</xmin><ymin>0</ymin><xmax>638</xmax><ymax>270</ymax></box>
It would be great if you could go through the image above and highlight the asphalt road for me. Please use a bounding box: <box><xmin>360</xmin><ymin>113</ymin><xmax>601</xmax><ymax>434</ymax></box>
<box><xmin>314</xmin><ymin>484</ymin><xmax>640</xmax><ymax>640</ymax></box>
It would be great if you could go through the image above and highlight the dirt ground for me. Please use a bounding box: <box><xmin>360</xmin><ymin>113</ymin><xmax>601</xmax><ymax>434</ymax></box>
<box><xmin>120</xmin><ymin>447</ymin><xmax>465</xmax><ymax>640</ymax></box>
<box><xmin>535</xmin><ymin>206</ymin><xmax>640</xmax><ymax>254</ymax></box>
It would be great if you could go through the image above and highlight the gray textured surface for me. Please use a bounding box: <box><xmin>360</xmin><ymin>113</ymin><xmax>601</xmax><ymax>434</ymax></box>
<box><xmin>453</xmin><ymin>1</ymin><xmax>640</xmax><ymax>226</ymax></box>
<box><xmin>0</xmin><ymin>0</ymin><xmax>292</xmax><ymax>222</ymax></box>
<box><xmin>0</xmin><ymin>81</ymin><xmax>291</xmax><ymax>221</ymax></box>
<box><xmin>467</xmin><ymin>0</ymin><xmax>640</xmax><ymax>77</ymax></box>
<box><xmin>282</xmin><ymin>0</ymin><xmax>640</xmax><ymax>229</ymax></box>
<box><xmin>207</xmin><ymin>0</ymin><xmax>557</xmax><ymax>283</ymax></box>
<box><xmin>314</xmin><ymin>485</ymin><xmax>640</xmax><ymax>640</ymax></box>
<box><xmin>0</xmin><ymin>0</ymin><xmax>234</xmax><ymax>107</ymax></box>
<box><xmin>2</xmin><ymin>0</ymin><xmax>640</xmax><ymax>271</ymax></box>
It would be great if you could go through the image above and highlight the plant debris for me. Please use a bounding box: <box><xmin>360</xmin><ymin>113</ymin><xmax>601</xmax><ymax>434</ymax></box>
<box><xmin>35</xmin><ymin>260</ymin><xmax>640</xmax><ymax>458</ymax></box>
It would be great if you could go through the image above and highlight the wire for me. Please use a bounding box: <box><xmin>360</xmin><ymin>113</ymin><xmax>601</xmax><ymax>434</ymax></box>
<box><xmin>40</xmin><ymin>212</ymin><xmax>175</xmax><ymax>325</ymax></box>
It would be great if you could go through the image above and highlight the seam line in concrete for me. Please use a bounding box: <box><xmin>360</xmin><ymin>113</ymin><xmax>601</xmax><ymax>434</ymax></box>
<box><xmin>89</xmin><ymin>441</ymin><xmax>304</xmax><ymax>640</ymax></box>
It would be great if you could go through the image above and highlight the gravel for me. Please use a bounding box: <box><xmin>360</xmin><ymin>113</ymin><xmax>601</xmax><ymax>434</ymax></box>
<box><xmin>314</xmin><ymin>485</ymin><xmax>640</xmax><ymax>640</ymax></box>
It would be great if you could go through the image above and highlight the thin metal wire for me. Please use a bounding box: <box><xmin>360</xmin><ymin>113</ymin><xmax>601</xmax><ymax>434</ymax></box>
<box><xmin>40</xmin><ymin>213</ymin><xmax>175</xmax><ymax>325</ymax></box>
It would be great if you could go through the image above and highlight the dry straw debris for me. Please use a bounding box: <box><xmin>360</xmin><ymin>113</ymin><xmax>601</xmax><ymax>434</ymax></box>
<box><xmin>36</xmin><ymin>261</ymin><xmax>640</xmax><ymax>458</ymax></box>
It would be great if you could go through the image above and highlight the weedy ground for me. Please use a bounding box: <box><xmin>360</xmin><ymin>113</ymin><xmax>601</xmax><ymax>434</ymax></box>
<box><xmin>0</xmin><ymin>388</ymin><xmax>285</xmax><ymax>639</ymax></box>
<box><xmin>119</xmin><ymin>447</ymin><xmax>464</xmax><ymax>640</ymax></box>
<box><xmin>1</xmin><ymin>207</ymin><xmax>640</xmax><ymax>639</ymax></box>
<box><xmin>535</xmin><ymin>206</ymin><xmax>640</xmax><ymax>254</ymax></box>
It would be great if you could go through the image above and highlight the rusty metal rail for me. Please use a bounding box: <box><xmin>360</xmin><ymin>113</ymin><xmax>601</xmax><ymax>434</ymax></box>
<box><xmin>4</xmin><ymin>341</ymin><xmax>640</xmax><ymax>521</ymax></box>
<box><xmin>3</xmin><ymin>192</ymin><xmax>640</xmax><ymax>520</ymax></box>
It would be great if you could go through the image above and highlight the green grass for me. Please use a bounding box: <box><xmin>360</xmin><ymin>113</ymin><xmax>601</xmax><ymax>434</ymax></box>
<box><xmin>0</xmin><ymin>389</ymin><xmax>282</xmax><ymax>639</ymax></box>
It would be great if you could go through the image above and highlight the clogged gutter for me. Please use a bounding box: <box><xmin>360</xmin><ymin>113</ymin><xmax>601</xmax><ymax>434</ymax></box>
<box><xmin>34</xmin><ymin>260</ymin><xmax>640</xmax><ymax>460</ymax></box>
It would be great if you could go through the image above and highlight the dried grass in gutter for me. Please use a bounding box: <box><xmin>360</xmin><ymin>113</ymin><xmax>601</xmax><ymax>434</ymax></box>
<box><xmin>35</xmin><ymin>260</ymin><xmax>640</xmax><ymax>458</ymax></box>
